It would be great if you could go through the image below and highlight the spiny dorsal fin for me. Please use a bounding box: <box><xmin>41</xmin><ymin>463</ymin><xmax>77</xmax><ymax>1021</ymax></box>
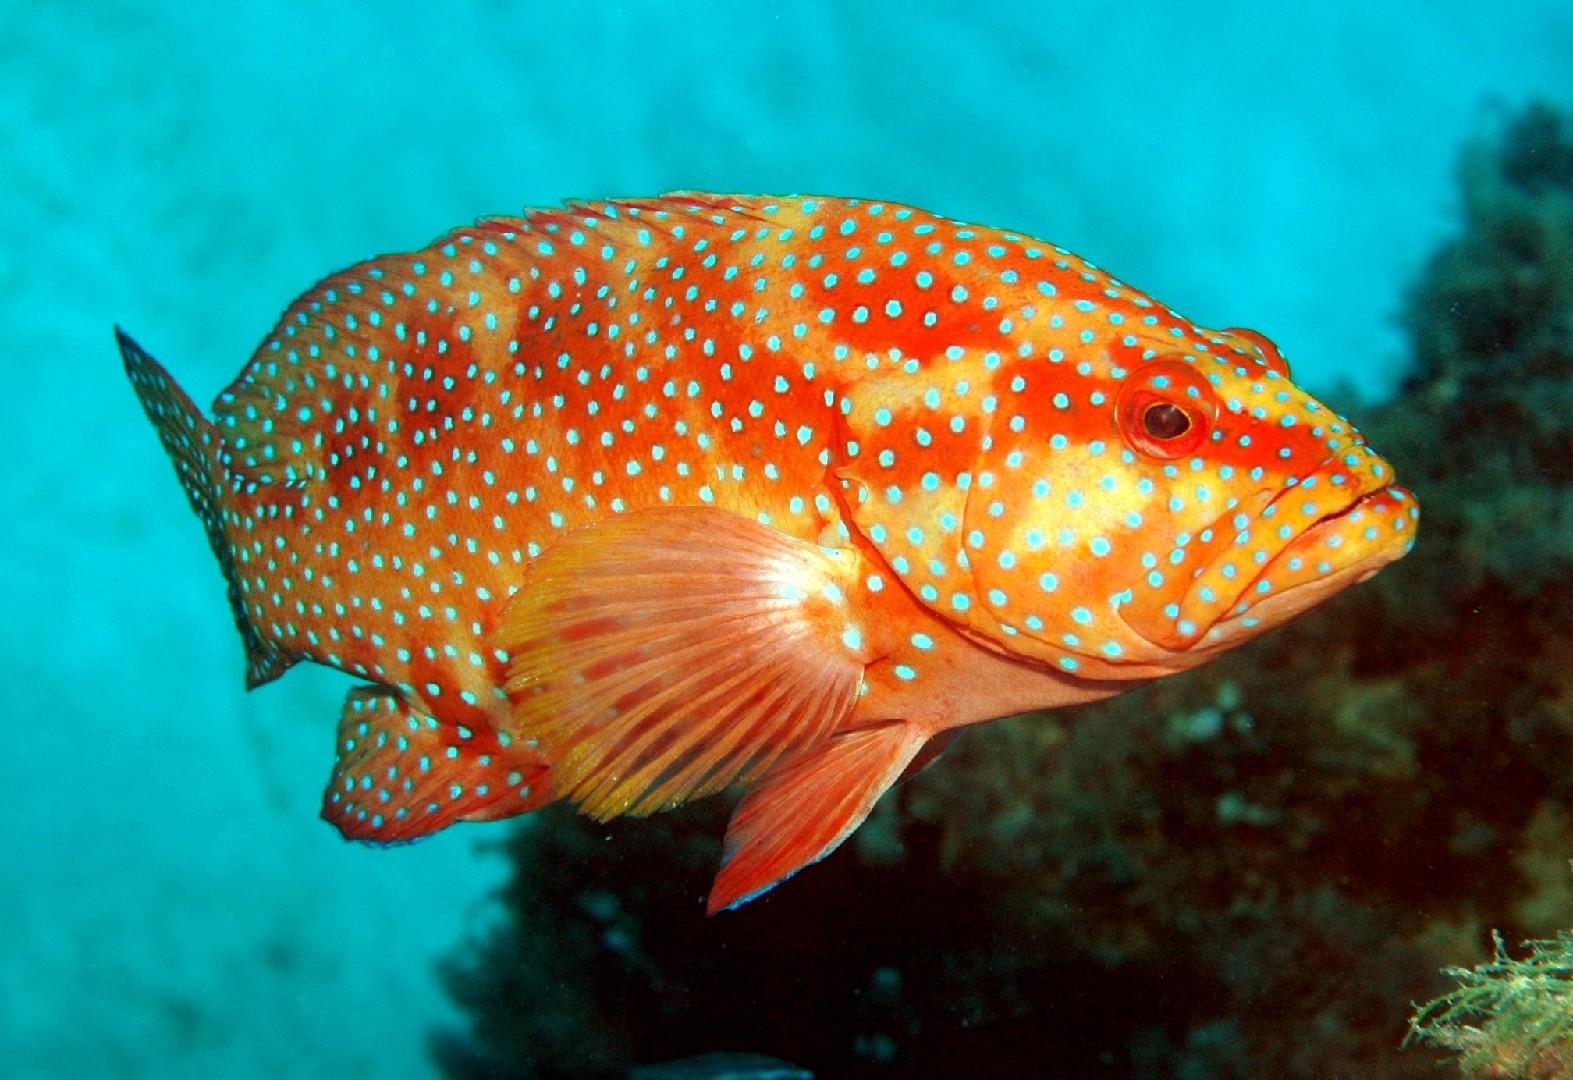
<box><xmin>475</xmin><ymin>193</ymin><xmax>782</xmax><ymax>251</ymax></box>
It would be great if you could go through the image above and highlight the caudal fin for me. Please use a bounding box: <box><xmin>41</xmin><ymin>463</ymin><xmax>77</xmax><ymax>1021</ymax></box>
<box><xmin>116</xmin><ymin>326</ymin><xmax>290</xmax><ymax>687</ymax></box>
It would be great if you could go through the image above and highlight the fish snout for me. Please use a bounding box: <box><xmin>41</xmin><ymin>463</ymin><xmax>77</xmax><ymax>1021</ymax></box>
<box><xmin>1113</xmin><ymin>444</ymin><xmax>1416</xmax><ymax>660</ymax></box>
<box><xmin>1195</xmin><ymin>449</ymin><xmax>1418</xmax><ymax>647</ymax></box>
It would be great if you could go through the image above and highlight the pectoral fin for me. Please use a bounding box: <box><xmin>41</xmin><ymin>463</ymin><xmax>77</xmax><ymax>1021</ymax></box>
<box><xmin>497</xmin><ymin>506</ymin><xmax>871</xmax><ymax>821</ymax></box>
<box><xmin>707</xmin><ymin>721</ymin><xmax>927</xmax><ymax>914</ymax></box>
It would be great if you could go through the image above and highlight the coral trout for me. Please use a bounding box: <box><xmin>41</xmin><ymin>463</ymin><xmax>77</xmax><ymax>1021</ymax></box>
<box><xmin>118</xmin><ymin>194</ymin><xmax>1417</xmax><ymax>912</ymax></box>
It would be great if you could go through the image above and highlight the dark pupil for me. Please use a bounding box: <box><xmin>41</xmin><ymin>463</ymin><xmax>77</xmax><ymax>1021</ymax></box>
<box><xmin>1143</xmin><ymin>402</ymin><xmax>1190</xmax><ymax>440</ymax></box>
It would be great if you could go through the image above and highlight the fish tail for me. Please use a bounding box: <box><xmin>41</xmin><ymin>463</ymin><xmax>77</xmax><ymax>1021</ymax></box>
<box><xmin>116</xmin><ymin>327</ymin><xmax>291</xmax><ymax>688</ymax></box>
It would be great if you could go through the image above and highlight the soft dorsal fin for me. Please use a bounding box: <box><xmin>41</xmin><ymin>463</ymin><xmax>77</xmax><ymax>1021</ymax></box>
<box><xmin>211</xmin><ymin>279</ymin><xmax>364</xmax><ymax>486</ymax></box>
<box><xmin>322</xmin><ymin>687</ymin><xmax>550</xmax><ymax>843</ymax></box>
<box><xmin>497</xmin><ymin>506</ymin><xmax>872</xmax><ymax>821</ymax></box>
<box><xmin>210</xmin><ymin>255</ymin><xmax>431</xmax><ymax>487</ymax></box>
<box><xmin>707</xmin><ymin>721</ymin><xmax>928</xmax><ymax>913</ymax></box>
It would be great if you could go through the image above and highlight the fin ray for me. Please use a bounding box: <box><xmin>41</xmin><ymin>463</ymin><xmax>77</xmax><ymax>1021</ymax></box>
<box><xmin>708</xmin><ymin>722</ymin><xmax>927</xmax><ymax>913</ymax></box>
<box><xmin>117</xmin><ymin>327</ymin><xmax>291</xmax><ymax>687</ymax></box>
<box><xmin>498</xmin><ymin>507</ymin><xmax>869</xmax><ymax>820</ymax></box>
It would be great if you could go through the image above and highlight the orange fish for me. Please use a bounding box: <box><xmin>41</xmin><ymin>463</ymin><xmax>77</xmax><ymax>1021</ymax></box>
<box><xmin>119</xmin><ymin>193</ymin><xmax>1417</xmax><ymax>912</ymax></box>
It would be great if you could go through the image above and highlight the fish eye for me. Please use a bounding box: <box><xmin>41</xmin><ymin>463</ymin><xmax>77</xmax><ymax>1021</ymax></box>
<box><xmin>1115</xmin><ymin>359</ymin><xmax>1217</xmax><ymax>460</ymax></box>
<box><xmin>1142</xmin><ymin>402</ymin><xmax>1191</xmax><ymax>441</ymax></box>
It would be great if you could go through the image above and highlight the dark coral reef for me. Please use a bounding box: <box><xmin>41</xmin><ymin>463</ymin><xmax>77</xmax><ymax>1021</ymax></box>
<box><xmin>432</xmin><ymin>101</ymin><xmax>1573</xmax><ymax>1080</ymax></box>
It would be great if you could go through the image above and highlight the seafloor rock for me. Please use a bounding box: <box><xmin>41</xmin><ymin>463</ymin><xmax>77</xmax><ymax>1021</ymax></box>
<box><xmin>432</xmin><ymin>101</ymin><xmax>1573</xmax><ymax>1080</ymax></box>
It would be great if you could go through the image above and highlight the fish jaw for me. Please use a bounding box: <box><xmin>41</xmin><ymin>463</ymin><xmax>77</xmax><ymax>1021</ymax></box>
<box><xmin>951</xmin><ymin>431</ymin><xmax>1416</xmax><ymax>679</ymax></box>
<box><xmin>1190</xmin><ymin>483</ymin><xmax>1418</xmax><ymax>655</ymax></box>
<box><xmin>1114</xmin><ymin>470</ymin><xmax>1418</xmax><ymax>667</ymax></box>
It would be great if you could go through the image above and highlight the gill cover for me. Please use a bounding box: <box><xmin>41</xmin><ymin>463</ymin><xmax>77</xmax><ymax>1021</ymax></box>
<box><xmin>833</xmin><ymin>359</ymin><xmax>992</xmax><ymax>637</ymax></box>
<box><xmin>836</xmin><ymin>350</ymin><xmax>1246</xmax><ymax>673</ymax></box>
<box><xmin>955</xmin><ymin>356</ymin><xmax>1227</xmax><ymax>668</ymax></box>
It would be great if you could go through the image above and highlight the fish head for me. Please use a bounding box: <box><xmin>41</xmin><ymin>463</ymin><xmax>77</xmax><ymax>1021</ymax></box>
<box><xmin>837</xmin><ymin>325</ymin><xmax>1417</xmax><ymax>680</ymax></box>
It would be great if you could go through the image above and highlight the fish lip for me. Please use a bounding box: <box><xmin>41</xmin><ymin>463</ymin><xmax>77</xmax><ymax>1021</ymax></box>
<box><xmin>1114</xmin><ymin>453</ymin><xmax>1405</xmax><ymax>657</ymax></box>
<box><xmin>1254</xmin><ymin>476</ymin><xmax>1408</xmax><ymax>576</ymax></box>
<box><xmin>1202</xmin><ymin>482</ymin><xmax>1415</xmax><ymax>639</ymax></box>
<box><xmin>1213</xmin><ymin>452</ymin><xmax>1395</xmax><ymax>600</ymax></box>
<box><xmin>1271</xmin><ymin>484</ymin><xmax>1386</xmax><ymax>552</ymax></box>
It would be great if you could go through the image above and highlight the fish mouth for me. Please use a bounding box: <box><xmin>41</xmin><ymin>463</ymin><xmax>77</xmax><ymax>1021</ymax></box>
<box><xmin>1116</xmin><ymin>447</ymin><xmax>1417</xmax><ymax>660</ymax></box>
<box><xmin>1190</xmin><ymin>483</ymin><xmax>1417</xmax><ymax>653</ymax></box>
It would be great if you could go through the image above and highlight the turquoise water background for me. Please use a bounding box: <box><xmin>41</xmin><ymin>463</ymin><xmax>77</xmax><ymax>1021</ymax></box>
<box><xmin>4</xmin><ymin>3</ymin><xmax>1570</xmax><ymax>1077</ymax></box>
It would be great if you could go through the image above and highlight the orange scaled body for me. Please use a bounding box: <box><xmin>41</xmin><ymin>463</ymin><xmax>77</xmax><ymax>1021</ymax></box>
<box><xmin>120</xmin><ymin>193</ymin><xmax>1416</xmax><ymax>911</ymax></box>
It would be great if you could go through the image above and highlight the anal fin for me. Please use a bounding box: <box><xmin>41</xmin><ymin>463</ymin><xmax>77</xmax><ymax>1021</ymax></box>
<box><xmin>322</xmin><ymin>686</ymin><xmax>548</xmax><ymax>843</ymax></box>
<box><xmin>707</xmin><ymin>721</ymin><xmax>927</xmax><ymax>914</ymax></box>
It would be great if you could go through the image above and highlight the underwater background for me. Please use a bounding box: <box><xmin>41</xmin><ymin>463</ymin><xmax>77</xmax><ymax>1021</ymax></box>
<box><xmin>6</xmin><ymin>2</ymin><xmax>1573</xmax><ymax>1077</ymax></box>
